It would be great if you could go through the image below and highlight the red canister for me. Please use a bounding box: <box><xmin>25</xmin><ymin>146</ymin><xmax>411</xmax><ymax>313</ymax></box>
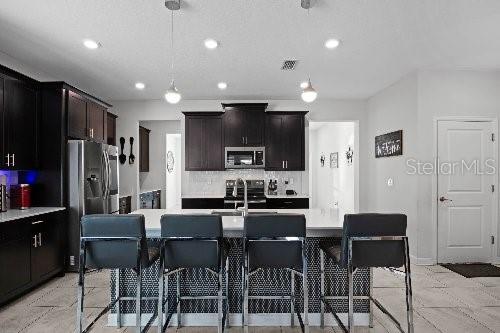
<box><xmin>10</xmin><ymin>184</ymin><xmax>31</xmax><ymax>210</ymax></box>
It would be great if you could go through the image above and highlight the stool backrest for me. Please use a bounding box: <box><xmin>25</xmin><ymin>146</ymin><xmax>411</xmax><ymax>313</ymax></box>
<box><xmin>341</xmin><ymin>213</ymin><xmax>407</xmax><ymax>268</ymax></box>
<box><xmin>244</xmin><ymin>214</ymin><xmax>306</xmax><ymax>270</ymax></box>
<box><xmin>244</xmin><ymin>214</ymin><xmax>306</xmax><ymax>238</ymax></box>
<box><xmin>81</xmin><ymin>214</ymin><xmax>147</xmax><ymax>269</ymax></box>
<box><xmin>160</xmin><ymin>214</ymin><xmax>223</xmax><ymax>269</ymax></box>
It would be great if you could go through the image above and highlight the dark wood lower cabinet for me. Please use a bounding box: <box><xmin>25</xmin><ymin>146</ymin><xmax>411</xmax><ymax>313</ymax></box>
<box><xmin>266</xmin><ymin>198</ymin><xmax>309</xmax><ymax>209</ymax></box>
<box><xmin>182</xmin><ymin>198</ymin><xmax>224</xmax><ymax>209</ymax></box>
<box><xmin>0</xmin><ymin>210</ymin><xmax>65</xmax><ymax>306</ymax></box>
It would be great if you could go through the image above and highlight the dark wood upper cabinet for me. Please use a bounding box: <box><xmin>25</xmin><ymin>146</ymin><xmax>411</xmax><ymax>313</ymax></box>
<box><xmin>87</xmin><ymin>101</ymin><xmax>106</xmax><ymax>143</ymax></box>
<box><xmin>2</xmin><ymin>76</ymin><xmax>38</xmax><ymax>170</ymax></box>
<box><xmin>265</xmin><ymin>112</ymin><xmax>307</xmax><ymax>171</ymax></box>
<box><xmin>67</xmin><ymin>90</ymin><xmax>108</xmax><ymax>143</ymax></box>
<box><xmin>184</xmin><ymin>112</ymin><xmax>224</xmax><ymax>171</ymax></box>
<box><xmin>106</xmin><ymin>112</ymin><xmax>117</xmax><ymax>146</ymax></box>
<box><xmin>139</xmin><ymin>126</ymin><xmax>150</xmax><ymax>172</ymax></box>
<box><xmin>67</xmin><ymin>91</ymin><xmax>87</xmax><ymax>140</ymax></box>
<box><xmin>222</xmin><ymin>103</ymin><xmax>266</xmax><ymax>147</ymax></box>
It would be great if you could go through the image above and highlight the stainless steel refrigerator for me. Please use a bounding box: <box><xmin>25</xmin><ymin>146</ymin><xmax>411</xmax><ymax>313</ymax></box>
<box><xmin>67</xmin><ymin>140</ymin><xmax>119</xmax><ymax>271</ymax></box>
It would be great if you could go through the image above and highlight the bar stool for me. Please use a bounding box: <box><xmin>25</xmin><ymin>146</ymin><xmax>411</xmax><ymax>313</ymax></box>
<box><xmin>319</xmin><ymin>213</ymin><xmax>414</xmax><ymax>333</ymax></box>
<box><xmin>157</xmin><ymin>214</ymin><xmax>229</xmax><ymax>333</ymax></box>
<box><xmin>243</xmin><ymin>214</ymin><xmax>309</xmax><ymax>333</ymax></box>
<box><xmin>77</xmin><ymin>214</ymin><xmax>160</xmax><ymax>333</ymax></box>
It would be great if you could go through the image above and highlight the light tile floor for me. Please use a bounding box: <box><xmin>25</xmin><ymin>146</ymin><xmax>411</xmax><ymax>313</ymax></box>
<box><xmin>1</xmin><ymin>265</ymin><xmax>500</xmax><ymax>332</ymax></box>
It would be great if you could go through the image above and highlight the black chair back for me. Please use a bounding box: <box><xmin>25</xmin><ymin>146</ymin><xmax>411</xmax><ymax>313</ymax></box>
<box><xmin>244</xmin><ymin>214</ymin><xmax>306</xmax><ymax>270</ymax></box>
<box><xmin>160</xmin><ymin>214</ymin><xmax>223</xmax><ymax>270</ymax></box>
<box><xmin>81</xmin><ymin>214</ymin><xmax>148</xmax><ymax>269</ymax></box>
<box><xmin>341</xmin><ymin>213</ymin><xmax>407</xmax><ymax>268</ymax></box>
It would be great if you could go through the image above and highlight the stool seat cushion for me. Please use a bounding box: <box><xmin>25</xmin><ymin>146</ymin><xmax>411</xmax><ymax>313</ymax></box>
<box><xmin>319</xmin><ymin>241</ymin><xmax>341</xmax><ymax>263</ymax></box>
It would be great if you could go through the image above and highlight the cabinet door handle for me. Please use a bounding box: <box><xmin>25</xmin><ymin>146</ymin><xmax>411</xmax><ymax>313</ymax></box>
<box><xmin>12</xmin><ymin>154</ymin><xmax>15</xmax><ymax>167</ymax></box>
<box><xmin>33</xmin><ymin>235</ymin><xmax>37</xmax><ymax>248</ymax></box>
<box><xmin>282</xmin><ymin>161</ymin><xmax>285</xmax><ymax>169</ymax></box>
<box><xmin>38</xmin><ymin>233</ymin><xmax>42</xmax><ymax>246</ymax></box>
<box><xmin>245</xmin><ymin>137</ymin><xmax>247</xmax><ymax>144</ymax></box>
<box><xmin>242</xmin><ymin>136</ymin><xmax>244</xmax><ymax>144</ymax></box>
<box><xmin>32</xmin><ymin>220</ymin><xmax>45</xmax><ymax>225</ymax></box>
<box><xmin>5</xmin><ymin>154</ymin><xmax>10</xmax><ymax>167</ymax></box>
<box><xmin>286</xmin><ymin>160</ymin><xmax>288</xmax><ymax>169</ymax></box>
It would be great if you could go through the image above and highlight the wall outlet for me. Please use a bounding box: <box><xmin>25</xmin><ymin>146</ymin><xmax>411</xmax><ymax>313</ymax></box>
<box><xmin>387</xmin><ymin>178</ymin><xmax>394</xmax><ymax>187</ymax></box>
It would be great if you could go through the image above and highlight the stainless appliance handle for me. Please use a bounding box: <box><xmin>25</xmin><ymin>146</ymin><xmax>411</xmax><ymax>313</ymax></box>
<box><xmin>101</xmin><ymin>150</ymin><xmax>108</xmax><ymax>198</ymax></box>
<box><xmin>105</xmin><ymin>150</ymin><xmax>111</xmax><ymax>198</ymax></box>
<box><xmin>12</xmin><ymin>153</ymin><xmax>15</xmax><ymax>167</ymax></box>
<box><xmin>38</xmin><ymin>232</ymin><xmax>42</xmax><ymax>246</ymax></box>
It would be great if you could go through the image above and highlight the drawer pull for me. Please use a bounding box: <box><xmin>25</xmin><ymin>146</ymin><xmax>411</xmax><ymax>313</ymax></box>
<box><xmin>283</xmin><ymin>201</ymin><xmax>293</xmax><ymax>204</ymax></box>
<box><xmin>32</xmin><ymin>220</ymin><xmax>45</xmax><ymax>225</ymax></box>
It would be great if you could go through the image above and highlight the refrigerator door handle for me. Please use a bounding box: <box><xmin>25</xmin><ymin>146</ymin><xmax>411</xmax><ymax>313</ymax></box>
<box><xmin>105</xmin><ymin>150</ymin><xmax>111</xmax><ymax>198</ymax></box>
<box><xmin>101</xmin><ymin>150</ymin><xmax>108</xmax><ymax>198</ymax></box>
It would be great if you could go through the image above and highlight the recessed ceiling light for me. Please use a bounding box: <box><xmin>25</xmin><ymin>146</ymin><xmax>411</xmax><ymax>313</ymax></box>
<box><xmin>300</xmin><ymin>81</ymin><xmax>309</xmax><ymax>89</ymax></box>
<box><xmin>217</xmin><ymin>82</ymin><xmax>227</xmax><ymax>90</ymax></box>
<box><xmin>83</xmin><ymin>39</ymin><xmax>101</xmax><ymax>50</ymax></box>
<box><xmin>204</xmin><ymin>38</ymin><xmax>219</xmax><ymax>50</ymax></box>
<box><xmin>135</xmin><ymin>82</ymin><xmax>145</xmax><ymax>90</ymax></box>
<box><xmin>325</xmin><ymin>38</ymin><xmax>340</xmax><ymax>49</ymax></box>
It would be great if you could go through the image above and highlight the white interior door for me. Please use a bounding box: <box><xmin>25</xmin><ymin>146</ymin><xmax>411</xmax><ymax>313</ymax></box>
<box><xmin>437</xmin><ymin>120</ymin><xmax>496</xmax><ymax>263</ymax></box>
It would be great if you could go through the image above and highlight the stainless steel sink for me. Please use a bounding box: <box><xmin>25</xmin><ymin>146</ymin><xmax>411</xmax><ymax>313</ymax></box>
<box><xmin>211</xmin><ymin>211</ymin><xmax>277</xmax><ymax>216</ymax></box>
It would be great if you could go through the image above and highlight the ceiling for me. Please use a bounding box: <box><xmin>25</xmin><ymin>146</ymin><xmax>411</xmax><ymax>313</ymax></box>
<box><xmin>0</xmin><ymin>0</ymin><xmax>500</xmax><ymax>102</ymax></box>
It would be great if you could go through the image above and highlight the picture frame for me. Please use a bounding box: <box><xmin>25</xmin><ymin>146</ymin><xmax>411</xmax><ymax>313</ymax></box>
<box><xmin>330</xmin><ymin>152</ymin><xmax>338</xmax><ymax>168</ymax></box>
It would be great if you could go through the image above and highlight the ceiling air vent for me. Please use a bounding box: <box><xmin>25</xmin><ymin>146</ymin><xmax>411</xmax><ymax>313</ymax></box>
<box><xmin>281</xmin><ymin>59</ymin><xmax>298</xmax><ymax>71</ymax></box>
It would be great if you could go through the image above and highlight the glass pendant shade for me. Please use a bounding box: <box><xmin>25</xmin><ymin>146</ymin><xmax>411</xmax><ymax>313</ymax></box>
<box><xmin>301</xmin><ymin>79</ymin><xmax>317</xmax><ymax>103</ymax></box>
<box><xmin>165</xmin><ymin>80</ymin><xmax>181</xmax><ymax>104</ymax></box>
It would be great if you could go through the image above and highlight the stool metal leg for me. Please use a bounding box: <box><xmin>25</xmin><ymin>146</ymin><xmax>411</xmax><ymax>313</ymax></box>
<box><xmin>404</xmin><ymin>238</ymin><xmax>414</xmax><ymax>333</ymax></box>
<box><xmin>76</xmin><ymin>241</ymin><xmax>86</xmax><ymax>333</ymax></box>
<box><xmin>290</xmin><ymin>270</ymin><xmax>295</xmax><ymax>327</ymax></box>
<box><xmin>177</xmin><ymin>271</ymin><xmax>182</xmax><ymax>328</ymax></box>
<box><xmin>320</xmin><ymin>250</ymin><xmax>325</xmax><ymax>329</ymax></box>
<box><xmin>225</xmin><ymin>258</ymin><xmax>230</xmax><ymax>328</ymax></box>
<box><xmin>369</xmin><ymin>267</ymin><xmax>374</xmax><ymax>328</ymax></box>
<box><xmin>218</xmin><ymin>269</ymin><xmax>223</xmax><ymax>333</ymax></box>
<box><xmin>243</xmin><ymin>248</ymin><xmax>249</xmax><ymax>333</ymax></box>
<box><xmin>116</xmin><ymin>269</ymin><xmax>121</xmax><ymax>328</ymax></box>
<box><xmin>347</xmin><ymin>240</ymin><xmax>354</xmax><ymax>332</ymax></box>
<box><xmin>302</xmin><ymin>243</ymin><xmax>309</xmax><ymax>333</ymax></box>
<box><xmin>157</xmin><ymin>262</ymin><xmax>164</xmax><ymax>333</ymax></box>
<box><xmin>136</xmin><ymin>266</ymin><xmax>142</xmax><ymax>333</ymax></box>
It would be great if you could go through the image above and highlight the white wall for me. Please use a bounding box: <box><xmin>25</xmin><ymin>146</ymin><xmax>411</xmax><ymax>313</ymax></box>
<box><xmin>366</xmin><ymin>70</ymin><xmax>500</xmax><ymax>262</ymax></box>
<box><xmin>112</xmin><ymin>99</ymin><xmax>367</xmax><ymax>211</ymax></box>
<box><xmin>310</xmin><ymin>122</ymin><xmax>355</xmax><ymax>216</ymax></box>
<box><xmin>365</xmin><ymin>73</ymin><xmax>419</xmax><ymax>256</ymax></box>
<box><xmin>417</xmin><ymin>70</ymin><xmax>500</xmax><ymax>261</ymax></box>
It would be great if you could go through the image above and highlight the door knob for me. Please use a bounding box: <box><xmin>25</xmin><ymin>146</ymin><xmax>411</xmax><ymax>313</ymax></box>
<box><xmin>439</xmin><ymin>196</ymin><xmax>452</xmax><ymax>202</ymax></box>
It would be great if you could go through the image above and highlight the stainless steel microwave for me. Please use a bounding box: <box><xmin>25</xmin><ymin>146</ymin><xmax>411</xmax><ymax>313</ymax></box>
<box><xmin>224</xmin><ymin>147</ymin><xmax>265</xmax><ymax>169</ymax></box>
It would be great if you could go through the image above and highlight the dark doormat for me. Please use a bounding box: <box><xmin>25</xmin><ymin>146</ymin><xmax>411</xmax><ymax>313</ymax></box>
<box><xmin>441</xmin><ymin>263</ymin><xmax>500</xmax><ymax>278</ymax></box>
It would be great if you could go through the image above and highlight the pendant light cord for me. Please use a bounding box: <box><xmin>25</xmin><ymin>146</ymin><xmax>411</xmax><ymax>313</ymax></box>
<box><xmin>307</xmin><ymin>8</ymin><xmax>311</xmax><ymax>82</ymax></box>
<box><xmin>170</xmin><ymin>9</ymin><xmax>175</xmax><ymax>82</ymax></box>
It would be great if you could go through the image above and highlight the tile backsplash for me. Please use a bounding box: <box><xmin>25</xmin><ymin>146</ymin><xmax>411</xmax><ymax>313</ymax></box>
<box><xmin>183</xmin><ymin>169</ymin><xmax>307</xmax><ymax>196</ymax></box>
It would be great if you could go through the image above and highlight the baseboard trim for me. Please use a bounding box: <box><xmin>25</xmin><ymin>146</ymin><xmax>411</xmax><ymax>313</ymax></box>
<box><xmin>107</xmin><ymin>313</ymin><xmax>370</xmax><ymax>327</ymax></box>
<box><xmin>410</xmin><ymin>255</ymin><xmax>436</xmax><ymax>265</ymax></box>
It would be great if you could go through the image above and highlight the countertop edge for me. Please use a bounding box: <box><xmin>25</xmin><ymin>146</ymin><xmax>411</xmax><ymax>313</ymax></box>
<box><xmin>0</xmin><ymin>207</ymin><xmax>66</xmax><ymax>223</ymax></box>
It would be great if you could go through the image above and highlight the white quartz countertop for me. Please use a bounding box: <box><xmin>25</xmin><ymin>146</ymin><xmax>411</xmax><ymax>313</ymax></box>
<box><xmin>131</xmin><ymin>208</ymin><xmax>342</xmax><ymax>237</ymax></box>
<box><xmin>0</xmin><ymin>207</ymin><xmax>66</xmax><ymax>223</ymax></box>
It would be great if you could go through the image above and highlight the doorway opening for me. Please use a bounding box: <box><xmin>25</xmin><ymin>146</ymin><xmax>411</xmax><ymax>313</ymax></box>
<box><xmin>138</xmin><ymin>120</ymin><xmax>181</xmax><ymax>209</ymax></box>
<box><xmin>166</xmin><ymin>133</ymin><xmax>182</xmax><ymax>209</ymax></box>
<box><xmin>308</xmin><ymin>121</ymin><xmax>358</xmax><ymax>217</ymax></box>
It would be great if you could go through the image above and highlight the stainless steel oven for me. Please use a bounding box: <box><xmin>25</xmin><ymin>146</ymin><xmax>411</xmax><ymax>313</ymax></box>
<box><xmin>224</xmin><ymin>147</ymin><xmax>265</xmax><ymax>169</ymax></box>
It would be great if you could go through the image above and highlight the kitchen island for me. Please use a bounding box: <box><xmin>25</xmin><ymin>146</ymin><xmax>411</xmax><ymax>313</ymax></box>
<box><xmin>108</xmin><ymin>208</ymin><xmax>371</xmax><ymax>327</ymax></box>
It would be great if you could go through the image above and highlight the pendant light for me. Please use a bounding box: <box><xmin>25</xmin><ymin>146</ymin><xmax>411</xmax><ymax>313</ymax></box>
<box><xmin>165</xmin><ymin>1</ymin><xmax>181</xmax><ymax>104</ymax></box>
<box><xmin>301</xmin><ymin>6</ymin><xmax>318</xmax><ymax>103</ymax></box>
